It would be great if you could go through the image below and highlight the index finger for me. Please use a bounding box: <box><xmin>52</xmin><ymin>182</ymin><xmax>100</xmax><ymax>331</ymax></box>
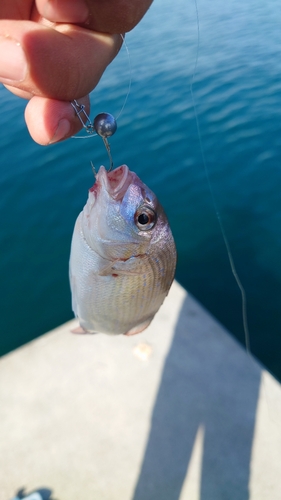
<box><xmin>0</xmin><ymin>20</ymin><xmax>122</xmax><ymax>101</ymax></box>
<box><xmin>36</xmin><ymin>0</ymin><xmax>153</xmax><ymax>33</ymax></box>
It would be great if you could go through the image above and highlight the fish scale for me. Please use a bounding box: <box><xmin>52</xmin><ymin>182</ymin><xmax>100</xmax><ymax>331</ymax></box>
<box><xmin>69</xmin><ymin>164</ymin><xmax>176</xmax><ymax>335</ymax></box>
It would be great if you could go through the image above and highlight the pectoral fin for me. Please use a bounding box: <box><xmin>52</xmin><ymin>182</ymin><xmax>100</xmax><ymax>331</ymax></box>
<box><xmin>98</xmin><ymin>255</ymin><xmax>147</xmax><ymax>276</ymax></box>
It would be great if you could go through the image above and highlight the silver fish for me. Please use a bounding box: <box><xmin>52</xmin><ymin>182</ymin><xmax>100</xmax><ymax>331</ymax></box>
<box><xmin>69</xmin><ymin>164</ymin><xmax>176</xmax><ymax>335</ymax></box>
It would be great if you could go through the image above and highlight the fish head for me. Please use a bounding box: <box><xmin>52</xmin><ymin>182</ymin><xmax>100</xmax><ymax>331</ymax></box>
<box><xmin>81</xmin><ymin>165</ymin><xmax>171</xmax><ymax>260</ymax></box>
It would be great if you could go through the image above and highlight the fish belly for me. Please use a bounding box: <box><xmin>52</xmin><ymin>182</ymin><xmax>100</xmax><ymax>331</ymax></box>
<box><xmin>69</xmin><ymin>218</ymin><xmax>173</xmax><ymax>335</ymax></box>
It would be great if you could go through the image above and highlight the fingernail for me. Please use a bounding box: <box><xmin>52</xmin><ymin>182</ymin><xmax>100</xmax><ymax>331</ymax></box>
<box><xmin>0</xmin><ymin>37</ymin><xmax>27</xmax><ymax>81</ymax></box>
<box><xmin>43</xmin><ymin>0</ymin><xmax>89</xmax><ymax>24</ymax></box>
<box><xmin>49</xmin><ymin>118</ymin><xmax>71</xmax><ymax>144</ymax></box>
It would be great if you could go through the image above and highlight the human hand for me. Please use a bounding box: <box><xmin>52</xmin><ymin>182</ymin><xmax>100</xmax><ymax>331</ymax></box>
<box><xmin>0</xmin><ymin>0</ymin><xmax>152</xmax><ymax>145</ymax></box>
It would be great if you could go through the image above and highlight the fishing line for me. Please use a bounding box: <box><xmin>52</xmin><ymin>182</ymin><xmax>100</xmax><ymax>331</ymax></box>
<box><xmin>71</xmin><ymin>34</ymin><xmax>132</xmax><ymax>140</ymax></box>
<box><xmin>116</xmin><ymin>35</ymin><xmax>132</xmax><ymax>120</ymax></box>
<box><xmin>191</xmin><ymin>0</ymin><xmax>251</xmax><ymax>353</ymax></box>
<box><xmin>190</xmin><ymin>3</ymin><xmax>281</xmax><ymax>433</ymax></box>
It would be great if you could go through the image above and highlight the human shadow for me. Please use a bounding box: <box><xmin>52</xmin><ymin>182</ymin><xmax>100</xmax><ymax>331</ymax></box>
<box><xmin>132</xmin><ymin>294</ymin><xmax>261</xmax><ymax>500</ymax></box>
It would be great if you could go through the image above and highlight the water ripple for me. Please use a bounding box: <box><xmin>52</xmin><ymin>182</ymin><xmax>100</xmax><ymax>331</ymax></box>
<box><xmin>0</xmin><ymin>0</ymin><xmax>281</xmax><ymax>378</ymax></box>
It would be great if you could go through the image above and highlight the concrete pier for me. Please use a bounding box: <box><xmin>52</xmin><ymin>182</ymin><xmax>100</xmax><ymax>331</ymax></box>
<box><xmin>0</xmin><ymin>281</ymin><xmax>281</xmax><ymax>500</ymax></box>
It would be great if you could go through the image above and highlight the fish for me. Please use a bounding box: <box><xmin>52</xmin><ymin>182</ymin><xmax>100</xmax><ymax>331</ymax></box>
<box><xmin>69</xmin><ymin>164</ymin><xmax>177</xmax><ymax>335</ymax></box>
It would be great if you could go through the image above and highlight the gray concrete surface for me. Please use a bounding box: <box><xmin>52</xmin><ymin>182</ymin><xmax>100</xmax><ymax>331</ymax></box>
<box><xmin>0</xmin><ymin>281</ymin><xmax>281</xmax><ymax>500</ymax></box>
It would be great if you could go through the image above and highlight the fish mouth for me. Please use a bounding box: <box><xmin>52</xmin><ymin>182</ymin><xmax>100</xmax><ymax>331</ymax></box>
<box><xmin>99</xmin><ymin>164</ymin><xmax>133</xmax><ymax>201</ymax></box>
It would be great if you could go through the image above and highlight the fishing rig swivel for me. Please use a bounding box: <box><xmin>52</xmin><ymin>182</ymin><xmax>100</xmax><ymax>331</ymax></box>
<box><xmin>71</xmin><ymin>99</ymin><xmax>117</xmax><ymax>171</ymax></box>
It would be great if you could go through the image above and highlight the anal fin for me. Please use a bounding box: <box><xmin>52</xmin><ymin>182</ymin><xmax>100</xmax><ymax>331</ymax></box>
<box><xmin>123</xmin><ymin>318</ymin><xmax>153</xmax><ymax>336</ymax></box>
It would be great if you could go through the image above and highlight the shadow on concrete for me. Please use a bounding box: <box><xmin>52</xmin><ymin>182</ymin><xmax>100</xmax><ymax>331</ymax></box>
<box><xmin>132</xmin><ymin>295</ymin><xmax>261</xmax><ymax>500</ymax></box>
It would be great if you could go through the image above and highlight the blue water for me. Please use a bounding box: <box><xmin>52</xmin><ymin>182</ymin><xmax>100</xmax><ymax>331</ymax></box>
<box><xmin>1</xmin><ymin>0</ymin><xmax>281</xmax><ymax>379</ymax></box>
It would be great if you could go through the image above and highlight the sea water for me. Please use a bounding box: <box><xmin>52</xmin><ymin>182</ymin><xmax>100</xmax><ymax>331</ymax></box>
<box><xmin>0</xmin><ymin>0</ymin><xmax>281</xmax><ymax>380</ymax></box>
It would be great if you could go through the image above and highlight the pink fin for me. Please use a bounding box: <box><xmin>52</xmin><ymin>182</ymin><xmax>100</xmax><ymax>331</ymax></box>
<box><xmin>71</xmin><ymin>326</ymin><xmax>88</xmax><ymax>334</ymax></box>
<box><xmin>123</xmin><ymin>319</ymin><xmax>152</xmax><ymax>336</ymax></box>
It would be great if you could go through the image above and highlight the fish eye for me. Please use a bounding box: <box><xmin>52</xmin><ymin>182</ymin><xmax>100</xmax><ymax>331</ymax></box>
<box><xmin>134</xmin><ymin>205</ymin><xmax>157</xmax><ymax>231</ymax></box>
